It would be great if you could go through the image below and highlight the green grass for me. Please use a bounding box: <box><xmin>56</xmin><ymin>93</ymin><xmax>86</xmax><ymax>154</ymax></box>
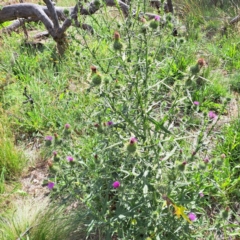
<box><xmin>0</xmin><ymin>197</ymin><xmax>84</xmax><ymax>240</ymax></box>
<box><xmin>0</xmin><ymin>0</ymin><xmax>240</xmax><ymax>239</ymax></box>
<box><xmin>0</xmin><ymin>109</ymin><xmax>26</xmax><ymax>179</ymax></box>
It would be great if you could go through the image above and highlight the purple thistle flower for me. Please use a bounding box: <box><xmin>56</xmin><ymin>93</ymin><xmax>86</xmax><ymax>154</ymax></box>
<box><xmin>203</xmin><ymin>157</ymin><xmax>209</xmax><ymax>163</ymax></box>
<box><xmin>45</xmin><ymin>136</ymin><xmax>53</xmax><ymax>146</ymax></box>
<box><xmin>107</xmin><ymin>121</ymin><xmax>113</xmax><ymax>126</ymax></box>
<box><xmin>154</xmin><ymin>15</ymin><xmax>160</xmax><ymax>21</ymax></box>
<box><xmin>208</xmin><ymin>111</ymin><xmax>217</xmax><ymax>119</ymax></box>
<box><xmin>130</xmin><ymin>137</ymin><xmax>137</xmax><ymax>145</ymax></box>
<box><xmin>48</xmin><ymin>182</ymin><xmax>55</xmax><ymax>190</ymax></box>
<box><xmin>67</xmin><ymin>156</ymin><xmax>74</xmax><ymax>162</ymax></box>
<box><xmin>53</xmin><ymin>151</ymin><xmax>57</xmax><ymax>156</ymax></box>
<box><xmin>112</xmin><ymin>181</ymin><xmax>120</xmax><ymax>189</ymax></box>
<box><xmin>188</xmin><ymin>212</ymin><xmax>197</xmax><ymax>221</ymax></box>
<box><xmin>199</xmin><ymin>192</ymin><xmax>204</xmax><ymax>198</ymax></box>
<box><xmin>65</xmin><ymin>123</ymin><xmax>71</xmax><ymax>129</ymax></box>
<box><xmin>45</xmin><ymin>136</ymin><xmax>53</xmax><ymax>141</ymax></box>
<box><xmin>193</xmin><ymin>101</ymin><xmax>199</xmax><ymax>105</ymax></box>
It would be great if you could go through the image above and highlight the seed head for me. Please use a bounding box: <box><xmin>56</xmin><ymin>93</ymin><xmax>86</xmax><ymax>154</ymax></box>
<box><xmin>91</xmin><ymin>65</ymin><xmax>97</xmax><ymax>73</ymax></box>
<box><xmin>203</xmin><ymin>157</ymin><xmax>209</xmax><ymax>163</ymax></box>
<box><xmin>197</xmin><ymin>58</ymin><xmax>206</xmax><ymax>68</ymax></box>
<box><xmin>140</xmin><ymin>17</ymin><xmax>147</xmax><ymax>23</ymax></box>
<box><xmin>221</xmin><ymin>153</ymin><xmax>226</xmax><ymax>159</ymax></box>
<box><xmin>114</xmin><ymin>31</ymin><xmax>120</xmax><ymax>40</ymax></box>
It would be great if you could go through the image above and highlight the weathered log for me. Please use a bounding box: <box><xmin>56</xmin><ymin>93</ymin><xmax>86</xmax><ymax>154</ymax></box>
<box><xmin>0</xmin><ymin>0</ymin><xmax>129</xmax><ymax>53</ymax></box>
<box><xmin>230</xmin><ymin>15</ymin><xmax>240</xmax><ymax>25</ymax></box>
<box><xmin>0</xmin><ymin>0</ymin><xmax>129</xmax><ymax>24</ymax></box>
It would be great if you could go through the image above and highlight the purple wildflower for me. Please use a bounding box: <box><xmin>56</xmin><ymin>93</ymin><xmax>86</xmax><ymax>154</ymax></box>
<box><xmin>45</xmin><ymin>136</ymin><xmax>53</xmax><ymax>141</ymax></box>
<box><xmin>53</xmin><ymin>151</ymin><xmax>57</xmax><ymax>156</ymax></box>
<box><xmin>203</xmin><ymin>157</ymin><xmax>209</xmax><ymax>163</ymax></box>
<box><xmin>154</xmin><ymin>15</ymin><xmax>160</xmax><ymax>21</ymax></box>
<box><xmin>199</xmin><ymin>192</ymin><xmax>204</xmax><ymax>198</ymax></box>
<box><xmin>67</xmin><ymin>156</ymin><xmax>74</xmax><ymax>162</ymax></box>
<box><xmin>48</xmin><ymin>182</ymin><xmax>55</xmax><ymax>190</ymax></box>
<box><xmin>112</xmin><ymin>181</ymin><xmax>120</xmax><ymax>189</ymax></box>
<box><xmin>208</xmin><ymin>111</ymin><xmax>217</xmax><ymax>119</ymax></box>
<box><xmin>182</xmin><ymin>161</ymin><xmax>187</xmax><ymax>165</ymax></box>
<box><xmin>65</xmin><ymin>123</ymin><xmax>71</xmax><ymax>129</ymax></box>
<box><xmin>130</xmin><ymin>137</ymin><xmax>137</xmax><ymax>145</ymax></box>
<box><xmin>45</xmin><ymin>136</ymin><xmax>53</xmax><ymax>146</ymax></box>
<box><xmin>107</xmin><ymin>121</ymin><xmax>113</xmax><ymax>126</ymax></box>
<box><xmin>188</xmin><ymin>212</ymin><xmax>197</xmax><ymax>221</ymax></box>
<box><xmin>193</xmin><ymin>101</ymin><xmax>199</xmax><ymax>105</ymax></box>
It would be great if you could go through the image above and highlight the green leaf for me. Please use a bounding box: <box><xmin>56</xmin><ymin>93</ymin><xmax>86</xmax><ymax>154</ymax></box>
<box><xmin>228</xmin><ymin>232</ymin><xmax>240</xmax><ymax>236</ymax></box>
<box><xmin>148</xmin><ymin>117</ymin><xmax>171</xmax><ymax>134</ymax></box>
<box><xmin>118</xmin><ymin>214</ymin><xmax>126</xmax><ymax>219</ymax></box>
<box><xmin>143</xmin><ymin>184</ymin><xmax>148</xmax><ymax>197</ymax></box>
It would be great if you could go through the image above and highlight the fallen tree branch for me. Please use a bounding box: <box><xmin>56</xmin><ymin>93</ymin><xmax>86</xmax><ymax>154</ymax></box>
<box><xmin>0</xmin><ymin>0</ymin><xmax>129</xmax><ymax>49</ymax></box>
<box><xmin>1</xmin><ymin>18</ymin><xmax>26</xmax><ymax>34</ymax></box>
<box><xmin>230</xmin><ymin>15</ymin><xmax>240</xmax><ymax>25</ymax></box>
<box><xmin>0</xmin><ymin>0</ymin><xmax>129</xmax><ymax>24</ymax></box>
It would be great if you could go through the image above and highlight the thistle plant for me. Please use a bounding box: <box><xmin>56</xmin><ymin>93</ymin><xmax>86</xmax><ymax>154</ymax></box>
<box><xmin>43</xmin><ymin>6</ymin><xmax>230</xmax><ymax>236</ymax></box>
<box><xmin>1</xmin><ymin>0</ymin><xmax>237</xmax><ymax>239</ymax></box>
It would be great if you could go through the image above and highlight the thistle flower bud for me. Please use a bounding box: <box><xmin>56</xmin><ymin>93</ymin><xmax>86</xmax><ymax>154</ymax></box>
<box><xmin>127</xmin><ymin>137</ymin><xmax>137</xmax><ymax>153</ymax></box>
<box><xmin>94</xmin><ymin>123</ymin><xmax>104</xmax><ymax>133</ymax></box>
<box><xmin>140</xmin><ymin>17</ymin><xmax>147</xmax><ymax>23</ymax></box>
<box><xmin>53</xmin><ymin>151</ymin><xmax>60</xmax><ymax>162</ymax></box>
<box><xmin>91</xmin><ymin>66</ymin><xmax>102</xmax><ymax>85</ymax></box>
<box><xmin>54</xmin><ymin>133</ymin><xmax>62</xmax><ymax>145</ymax></box>
<box><xmin>178</xmin><ymin>161</ymin><xmax>187</xmax><ymax>171</ymax></box>
<box><xmin>197</xmin><ymin>58</ymin><xmax>206</xmax><ymax>68</ymax></box>
<box><xmin>150</xmin><ymin>20</ymin><xmax>159</xmax><ymax>30</ymax></box>
<box><xmin>63</xmin><ymin>123</ymin><xmax>71</xmax><ymax>136</ymax></box>
<box><xmin>91</xmin><ymin>65</ymin><xmax>97</xmax><ymax>74</ymax></box>
<box><xmin>45</xmin><ymin>136</ymin><xmax>53</xmax><ymax>147</ymax></box>
<box><xmin>114</xmin><ymin>31</ymin><xmax>120</xmax><ymax>41</ymax></box>
<box><xmin>113</xmin><ymin>31</ymin><xmax>123</xmax><ymax>51</ymax></box>
<box><xmin>113</xmin><ymin>41</ymin><xmax>123</xmax><ymax>51</ymax></box>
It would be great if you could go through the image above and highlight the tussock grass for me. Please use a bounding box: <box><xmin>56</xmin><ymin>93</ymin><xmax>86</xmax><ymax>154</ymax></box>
<box><xmin>0</xmin><ymin>108</ymin><xmax>26</xmax><ymax>179</ymax></box>
<box><xmin>0</xmin><ymin>196</ymin><xmax>84</xmax><ymax>240</ymax></box>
